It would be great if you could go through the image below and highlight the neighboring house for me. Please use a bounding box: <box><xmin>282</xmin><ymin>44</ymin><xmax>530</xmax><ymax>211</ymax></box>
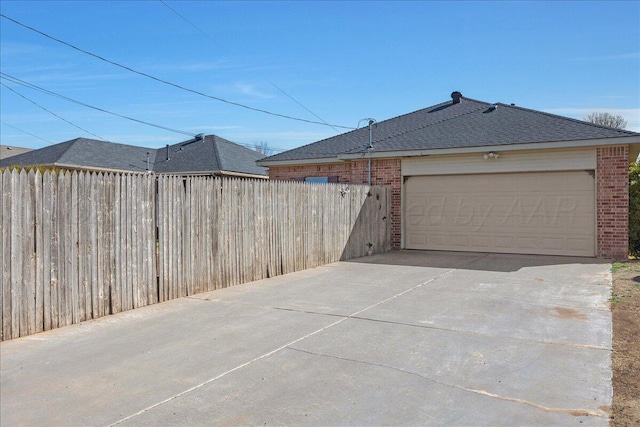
<box><xmin>0</xmin><ymin>144</ymin><xmax>32</xmax><ymax>160</ymax></box>
<box><xmin>258</xmin><ymin>91</ymin><xmax>640</xmax><ymax>260</ymax></box>
<box><xmin>0</xmin><ymin>135</ymin><xmax>267</xmax><ymax>178</ymax></box>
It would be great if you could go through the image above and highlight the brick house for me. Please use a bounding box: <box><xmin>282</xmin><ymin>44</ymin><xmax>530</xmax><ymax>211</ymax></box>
<box><xmin>258</xmin><ymin>92</ymin><xmax>640</xmax><ymax>260</ymax></box>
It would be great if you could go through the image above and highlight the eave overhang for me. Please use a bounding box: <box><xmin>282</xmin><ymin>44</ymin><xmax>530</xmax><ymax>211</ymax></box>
<box><xmin>259</xmin><ymin>136</ymin><xmax>640</xmax><ymax>168</ymax></box>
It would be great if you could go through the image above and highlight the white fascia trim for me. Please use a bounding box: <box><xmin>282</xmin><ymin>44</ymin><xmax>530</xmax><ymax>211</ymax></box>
<box><xmin>257</xmin><ymin>157</ymin><xmax>343</xmax><ymax>167</ymax></box>
<box><xmin>155</xmin><ymin>170</ymin><xmax>268</xmax><ymax>179</ymax></box>
<box><xmin>337</xmin><ymin>136</ymin><xmax>640</xmax><ymax>160</ymax></box>
<box><xmin>216</xmin><ymin>171</ymin><xmax>269</xmax><ymax>179</ymax></box>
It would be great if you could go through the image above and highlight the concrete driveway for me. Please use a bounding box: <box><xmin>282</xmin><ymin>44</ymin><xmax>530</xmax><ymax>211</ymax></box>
<box><xmin>0</xmin><ymin>251</ymin><xmax>612</xmax><ymax>426</ymax></box>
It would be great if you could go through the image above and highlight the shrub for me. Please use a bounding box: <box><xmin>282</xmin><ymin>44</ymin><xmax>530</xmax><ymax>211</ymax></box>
<box><xmin>630</xmin><ymin>162</ymin><xmax>640</xmax><ymax>258</ymax></box>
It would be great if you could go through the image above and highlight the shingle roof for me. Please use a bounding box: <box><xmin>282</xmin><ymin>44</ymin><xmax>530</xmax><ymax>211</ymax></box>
<box><xmin>261</xmin><ymin>96</ymin><xmax>638</xmax><ymax>162</ymax></box>
<box><xmin>153</xmin><ymin>135</ymin><xmax>267</xmax><ymax>176</ymax></box>
<box><xmin>0</xmin><ymin>145</ymin><xmax>33</xmax><ymax>160</ymax></box>
<box><xmin>0</xmin><ymin>138</ymin><xmax>152</xmax><ymax>171</ymax></box>
<box><xmin>0</xmin><ymin>135</ymin><xmax>267</xmax><ymax>176</ymax></box>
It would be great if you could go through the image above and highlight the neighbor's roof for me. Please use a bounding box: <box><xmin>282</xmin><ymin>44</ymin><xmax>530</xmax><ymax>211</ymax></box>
<box><xmin>0</xmin><ymin>138</ymin><xmax>151</xmax><ymax>171</ymax></box>
<box><xmin>0</xmin><ymin>136</ymin><xmax>267</xmax><ymax>176</ymax></box>
<box><xmin>153</xmin><ymin>135</ymin><xmax>267</xmax><ymax>176</ymax></box>
<box><xmin>259</xmin><ymin>96</ymin><xmax>639</xmax><ymax>164</ymax></box>
<box><xmin>0</xmin><ymin>144</ymin><xmax>33</xmax><ymax>160</ymax></box>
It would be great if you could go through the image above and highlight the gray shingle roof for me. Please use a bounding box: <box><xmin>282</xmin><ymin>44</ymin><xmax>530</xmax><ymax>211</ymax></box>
<box><xmin>1</xmin><ymin>136</ymin><xmax>267</xmax><ymax>176</ymax></box>
<box><xmin>0</xmin><ymin>145</ymin><xmax>33</xmax><ymax>160</ymax></box>
<box><xmin>0</xmin><ymin>138</ymin><xmax>152</xmax><ymax>171</ymax></box>
<box><xmin>153</xmin><ymin>135</ymin><xmax>266</xmax><ymax>176</ymax></box>
<box><xmin>261</xmin><ymin>96</ymin><xmax>638</xmax><ymax>163</ymax></box>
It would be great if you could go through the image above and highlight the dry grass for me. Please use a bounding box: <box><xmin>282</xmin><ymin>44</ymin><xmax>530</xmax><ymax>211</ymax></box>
<box><xmin>611</xmin><ymin>260</ymin><xmax>640</xmax><ymax>426</ymax></box>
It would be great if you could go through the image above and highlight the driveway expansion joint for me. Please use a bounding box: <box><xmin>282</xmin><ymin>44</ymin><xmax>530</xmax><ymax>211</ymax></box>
<box><xmin>107</xmin><ymin>269</ymin><xmax>458</xmax><ymax>426</ymax></box>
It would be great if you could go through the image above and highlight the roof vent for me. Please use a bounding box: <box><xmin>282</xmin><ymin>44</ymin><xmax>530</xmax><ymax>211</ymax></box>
<box><xmin>451</xmin><ymin>91</ymin><xmax>462</xmax><ymax>104</ymax></box>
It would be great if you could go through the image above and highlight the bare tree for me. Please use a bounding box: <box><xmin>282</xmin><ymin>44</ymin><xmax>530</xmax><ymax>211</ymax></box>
<box><xmin>584</xmin><ymin>112</ymin><xmax>627</xmax><ymax>129</ymax></box>
<box><xmin>254</xmin><ymin>141</ymin><xmax>273</xmax><ymax>156</ymax></box>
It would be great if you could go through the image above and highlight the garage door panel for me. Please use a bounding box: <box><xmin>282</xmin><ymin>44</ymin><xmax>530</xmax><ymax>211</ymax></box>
<box><xmin>429</xmin><ymin>235</ymin><xmax>446</xmax><ymax>246</ymax></box>
<box><xmin>404</xmin><ymin>171</ymin><xmax>595</xmax><ymax>256</ymax></box>
<box><xmin>494</xmin><ymin>236</ymin><xmax>515</xmax><ymax>249</ymax></box>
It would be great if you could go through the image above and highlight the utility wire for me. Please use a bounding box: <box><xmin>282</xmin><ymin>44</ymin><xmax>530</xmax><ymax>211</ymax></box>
<box><xmin>159</xmin><ymin>0</ymin><xmax>340</xmax><ymax>132</ymax></box>
<box><xmin>1</xmin><ymin>13</ymin><xmax>355</xmax><ymax>130</ymax></box>
<box><xmin>2</xmin><ymin>73</ymin><xmax>291</xmax><ymax>152</ymax></box>
<box><xmin>159</xmin><ymin>0</ymin><xmax>220</xmax><ymax>46</ymax></box>
<box><xmin>2</xmin><ymin>83</ymin><xmax>105</xmax><ymax>140</ymax></box>
<box><xmin>1</xmin><ymin>73</ymin><xmax>196</xmax><ymax>137</ymax></box>
<box><xmin>1</xmin><ymin>121</ymin><xmax>54</xmax><ymax>144</ymax></box>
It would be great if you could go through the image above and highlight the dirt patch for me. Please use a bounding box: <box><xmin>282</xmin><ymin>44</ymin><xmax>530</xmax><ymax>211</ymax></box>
<box><xmin>611</xmin><ymin>260</ymin><xmax>640</xmax><ymax>427</ymax></box>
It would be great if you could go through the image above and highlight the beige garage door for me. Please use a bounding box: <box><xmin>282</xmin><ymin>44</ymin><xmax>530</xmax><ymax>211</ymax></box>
<box><xmin>404</xmin><ymin>171</ymin><xmax>595</xmax><ymax>256</ymax></box>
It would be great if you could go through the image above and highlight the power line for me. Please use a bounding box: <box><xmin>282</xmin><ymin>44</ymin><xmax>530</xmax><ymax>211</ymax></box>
<box><xmin>1</xmin><ymin>83</ymin><xmax>105</xmax><ymax>140</ymax></box>
<box><xmin>1</xmin><ymin>73</ymin><xmax>197</xmax><ymax>137</ymax></box>
<box><xmin>160</xmin><ymin>0</ymin><xmax>221</xmax><ymax>47</ymax></box>
<box><xmin>159</xmin><ymin>0</ymin><xmax>340</xmax><ymax>132</ymax></box>
<box><xmin>1</xmin><ymin>121</ymin><xmax>54</xmax><ymax>144</ymax></box>
<box><xmin>1</xmin><ymin>13</ymin><xmax>356</xmax><ymax>130</ymax></box>
<box><xmin>2</xmin><ymin>73</ymin><xmax>292</xmax><ymax>152</ymax></box>
<box><xmin>265</xmin><ymin>80</ymin><xmax>340</xmax><ymax>132</ymax></box>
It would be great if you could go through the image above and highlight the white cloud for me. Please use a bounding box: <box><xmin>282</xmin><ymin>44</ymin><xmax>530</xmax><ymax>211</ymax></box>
<box><xmin>0</xmin><ymin>41</ymin><xmax>45</xmax><ymax>57</ymax></box>
<box><xmin>233</xmin><ymin>82</ymin><xmax>274</xmax><ymax>99</ymax></box>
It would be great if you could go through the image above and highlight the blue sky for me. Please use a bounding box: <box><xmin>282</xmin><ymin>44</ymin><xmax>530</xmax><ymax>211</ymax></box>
<box><xmin>1</xmin><ymin>1</ymin><xmax>639</xmax><ymax>152</ymax></box>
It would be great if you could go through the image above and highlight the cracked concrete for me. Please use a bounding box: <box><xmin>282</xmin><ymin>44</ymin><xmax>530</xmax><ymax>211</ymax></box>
<box><xmin>0</xmin><ymin>250</ymin><xmax>612</xmax><ymax>426</ymax></box>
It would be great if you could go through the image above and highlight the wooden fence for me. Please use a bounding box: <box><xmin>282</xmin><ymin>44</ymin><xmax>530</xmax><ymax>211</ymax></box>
<box><xmin>1</xmin><ymin>169</ymin><xmax>390</xmax><ymax>341</ymax></box>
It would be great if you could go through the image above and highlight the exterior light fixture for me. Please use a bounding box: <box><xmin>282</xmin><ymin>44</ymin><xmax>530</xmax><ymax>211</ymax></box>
<box><xmin>483</xmin><ymin>152</ymin><xmax>500</xmax><ymax>160</ymax></box>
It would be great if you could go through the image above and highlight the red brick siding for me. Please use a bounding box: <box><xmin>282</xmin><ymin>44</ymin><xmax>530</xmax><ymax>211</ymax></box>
<box><xmin>269</xmin><ymin>159</ymin><xmax>402</xmax><ymax>249</ymax></box>
<box><xmin>597</xmin><ymin>146</ymin><xmax>629</xmax><ymax>260</ymax></box>
<box><xmin>270</xmin><ymin>148</ymin><xmax>631</xmax><ymax>259</ymax></box>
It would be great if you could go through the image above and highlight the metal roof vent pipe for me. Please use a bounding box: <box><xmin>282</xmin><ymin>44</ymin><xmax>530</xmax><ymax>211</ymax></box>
<box><xmin>451</xmin><ymin>91</ymin><xmax>462</xmax><ymax>104</ymax></box>
<box><xmin>165</xmin><ymin>144</ymin><xmax>170</xmax><ymax>162</ymax></box>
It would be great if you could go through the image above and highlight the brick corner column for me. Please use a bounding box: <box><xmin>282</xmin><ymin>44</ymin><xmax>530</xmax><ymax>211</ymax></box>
<box><xmin>597</xmin><ymin>146</ymin><xmax>629</xmax><ymax>260</ymax></box>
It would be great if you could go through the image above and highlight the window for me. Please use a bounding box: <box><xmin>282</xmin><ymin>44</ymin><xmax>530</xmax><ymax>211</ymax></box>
<box><xmin>305</xmin><ymin>176</ymin><xmax>329</xmax><ymax>183</ymax></box>
<box><xmin>303</xmin><ymin>176</ymin><xmax>339</xmax><ymax>184</ymax></box>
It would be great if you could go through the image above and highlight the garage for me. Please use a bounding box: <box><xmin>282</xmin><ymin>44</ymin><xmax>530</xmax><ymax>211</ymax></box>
<box><xmin>404</xmin><ymin>170</ymin><xmax>595</xmax><ymax>257</ymax></box>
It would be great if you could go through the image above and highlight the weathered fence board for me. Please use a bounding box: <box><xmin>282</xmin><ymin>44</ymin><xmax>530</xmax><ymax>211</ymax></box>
<box><xmin>1</xmin><ymin>170</ymin><xmax>389</xmax><ymax>340</ymax></box>
<box><xmin>2</xmin><ymin>170</ymin><xmax>10</xmax><ymax>340</ymax></box>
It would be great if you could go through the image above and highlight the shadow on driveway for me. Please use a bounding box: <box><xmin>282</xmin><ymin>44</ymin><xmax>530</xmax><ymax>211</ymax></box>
<box><xmin>348</xmin><ymin>249</ymin><xmax>607</xmax><ymax>272</ymax></box>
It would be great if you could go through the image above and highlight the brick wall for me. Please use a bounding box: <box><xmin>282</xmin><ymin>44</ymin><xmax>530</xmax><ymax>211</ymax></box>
<box><xmin>270</xmin><ymin>148</ymin><xmax>631</xmax><ymax>259</ymax></box>
<box><xmin>269</xmin><ymin>159</ymin><xmax>402</xmax><ymax>249</ymax></box>
<box><xmin>597</xmin><ymin>146</ymin><xmax>629</xmax><ymax>260</ymax></box>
